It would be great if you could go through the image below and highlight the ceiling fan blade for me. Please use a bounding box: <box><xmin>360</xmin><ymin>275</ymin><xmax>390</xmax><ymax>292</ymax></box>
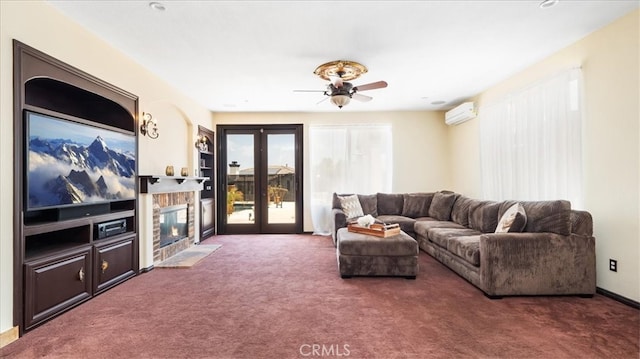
<box><xmin>316</xmin><ymin>96</ymin><xmax>329</xmax><ymax>105</ymax></box>
<box><xmin>352</xmin><ymin>93</ymin><xmax>373</xmax><ymax>102</ymax></box>
<box><xmin>293</xmin><ymin>89</ymin><xmax>325</xmax><ymax>92</ymax></box>
<box><xmin>353</xmin><ymin>80</ymin><xmax>388</xmax><ymax>92</ymax></box>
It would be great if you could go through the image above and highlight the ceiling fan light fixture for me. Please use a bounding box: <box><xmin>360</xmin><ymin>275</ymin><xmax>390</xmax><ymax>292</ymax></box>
<box><xmin>314</xmin><ymin>60</ymin><xmax>368</xmax><ymax>82</ymax></box>
<box><xmin>330</xmin><ymin>94</ymin><xmax>351</xmax><ymax>109</ymax></box>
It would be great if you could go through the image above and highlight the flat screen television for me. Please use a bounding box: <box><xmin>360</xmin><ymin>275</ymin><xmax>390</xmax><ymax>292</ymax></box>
<box><xmin>25</xmin><ymin>110</ymin><xmax>136</xmax><ymax>212</ymax></box>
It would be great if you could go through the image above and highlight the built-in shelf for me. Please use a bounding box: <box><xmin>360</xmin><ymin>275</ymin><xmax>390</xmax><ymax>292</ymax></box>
<box><xmin>139</xmin><ymin>175</ymin><xmax>208</xmax><ymax>194</ymax></box>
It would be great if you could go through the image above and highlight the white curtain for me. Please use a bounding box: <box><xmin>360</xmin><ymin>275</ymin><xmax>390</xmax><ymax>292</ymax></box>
<box><xmin>479</xmin><ymin>68</ymin><xmax>583</xmax><ymax>208</ymax></box>
<box><xmin>309</xmin><ymin>124</ymin><xmax>392</xmax><ymax>235</ymax></box>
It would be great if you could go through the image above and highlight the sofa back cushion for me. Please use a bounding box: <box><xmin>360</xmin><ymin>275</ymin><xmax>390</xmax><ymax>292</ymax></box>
<box><xmin>518</xmin><ymin>200</ymin><xmax>571</xmax><ymax>235</ymax></box>
<box><xmin>358</xmin><ymin>194</ymin><xmax>378</xmax><ymax>217</ymax></box>
<box><xmin>401</xmin><ymin>193</ymin><xmax>434</xmax><ymax>218</ymax></box>
<box><xmin>428</xmin><ymin>191</ymin><xmax>458</xmax><ymax>221</ymax></box>
<box><xmin>468</xmin><ymin>200</ymin><xmax>502</xmax><ymax>233</ymax></box>
<box><xmin>451</xmin><ymin>195</ymin><xmax>473</xmax><ymax>226</ymax></box>
<box><xmin>377</xmin><ymin>193</ymin><xmax>404</xmax><ymax>215</ymax></box>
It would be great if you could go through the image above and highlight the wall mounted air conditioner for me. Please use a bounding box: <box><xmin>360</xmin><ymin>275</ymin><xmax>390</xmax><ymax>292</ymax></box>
<box><xmin>445</xmin><ymin>102</ymin><xmax>476</xmax><ymax>126</ymax></box>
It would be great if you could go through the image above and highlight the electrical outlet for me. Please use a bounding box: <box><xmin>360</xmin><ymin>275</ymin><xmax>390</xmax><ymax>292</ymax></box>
<box><xmin>609</xmin><ymin>259</ymin><xmax>617</xmax><ymax>272</ymax></box>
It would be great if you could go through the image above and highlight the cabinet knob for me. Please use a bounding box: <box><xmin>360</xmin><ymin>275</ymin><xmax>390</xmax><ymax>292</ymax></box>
<box><xmin>78</xmin><ymin>268</ymin><xmax>85</xmax><ymax>282</ymax></box>
<box><xmin>101</xmin><ymin>260</ymin><xmax>109</xmax><ymax>273</ymax></box>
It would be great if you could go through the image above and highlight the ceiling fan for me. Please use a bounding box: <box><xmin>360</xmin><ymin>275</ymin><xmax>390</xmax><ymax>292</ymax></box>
<box><xmin>294</xmin><ymin>60</ymin><xmax>388</xmax><ymax>109</ymax></box>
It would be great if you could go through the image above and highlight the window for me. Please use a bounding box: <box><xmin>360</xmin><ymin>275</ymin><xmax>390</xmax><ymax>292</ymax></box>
<box><xmin>309</xmin><ymin>124</ymin><xmax>392</xmax><ymax>234</ymax></box>
<box><xmin>479</xmin><ymin>68</ymin><xmax>583</xmax><ymax>208</ymax></box>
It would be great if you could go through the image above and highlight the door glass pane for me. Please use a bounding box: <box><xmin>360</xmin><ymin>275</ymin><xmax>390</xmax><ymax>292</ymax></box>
<box><xmin>267</xmin><ymin>134</ymin><xmax>295</xmax><ymax>224</ymax></box>
<box><xmin>227</xmin><ymin>134</ymin><xmax>254</xmax><ymax>224</ymax></box>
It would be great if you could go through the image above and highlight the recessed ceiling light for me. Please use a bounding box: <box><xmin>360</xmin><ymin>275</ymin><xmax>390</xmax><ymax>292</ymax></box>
<box><xmin>149</xmin><ymin>2</ymin><xmax>166</xmax><ymax>11</ymax></box>
<box><xmin>431</xmin><ymin>100</ymin><xmax>446</xmax><ymax>105</ymax></box>
<box><xmin>539</xmin><ymin>0</ymin><xmax>559</xmax><ymax>9</ymax></box>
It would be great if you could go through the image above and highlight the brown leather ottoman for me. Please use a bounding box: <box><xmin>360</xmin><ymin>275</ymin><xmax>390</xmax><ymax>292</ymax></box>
<box><xmin>336</xmin><ymin>227</ymin><xmax>418</xmax><ymax>279</ymax></box>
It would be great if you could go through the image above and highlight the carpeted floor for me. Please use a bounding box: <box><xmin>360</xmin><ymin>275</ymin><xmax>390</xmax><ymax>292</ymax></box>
<box><xmin>156</xmin><ymin>244</ymin><xmax>222</xmax><ymax>268</ymax></box>
<box><xmin>1</xmin><ymin>234</ymin><xmax>638</xmax><ymax>358</ymax></box>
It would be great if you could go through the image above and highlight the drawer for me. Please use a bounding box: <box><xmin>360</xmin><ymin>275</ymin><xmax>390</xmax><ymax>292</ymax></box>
<box><xmin>24</xmin><ymin>247</ymin><xmax>92</xmax><ymax>330</ymax></box>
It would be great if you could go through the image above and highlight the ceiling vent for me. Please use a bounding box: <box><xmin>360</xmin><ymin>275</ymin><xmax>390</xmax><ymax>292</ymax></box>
<box><xmin>445</xmin><ymin>102</ymin><xmax>476</xmax><ymax>126</ymax></box>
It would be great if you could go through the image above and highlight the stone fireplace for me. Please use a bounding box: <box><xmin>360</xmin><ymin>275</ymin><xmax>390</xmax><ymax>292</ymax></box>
<box><xmin>153</xmin><ymin>191</ymin><xmax>195</xmax><ymax>263</ymax></box>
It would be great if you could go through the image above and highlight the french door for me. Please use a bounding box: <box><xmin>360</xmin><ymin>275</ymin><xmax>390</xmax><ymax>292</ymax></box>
<box><xmin>217</xmin><ymin>124</ymin><xmax>303</xmax><ymax>234</ymax></box>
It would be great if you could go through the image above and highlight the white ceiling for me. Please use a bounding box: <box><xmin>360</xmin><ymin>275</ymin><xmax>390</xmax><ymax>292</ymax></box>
<box><xmin>47</xmin><ymin>0</ymin><xmax>638</xmax><ymax>113</ymax></box>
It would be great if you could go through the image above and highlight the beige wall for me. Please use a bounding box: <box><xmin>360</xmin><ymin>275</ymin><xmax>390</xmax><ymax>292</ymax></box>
<box><xmin>0</xmin><ymin>1</ymin><xmax>214</xmax><ymax>336</ymax></box>
<box><xmin>215</xmin><ymin>111</ymin><xmax>452</xmax><ymax>232</ymax></box>
<box><xmin>449</xmin><ymin>10</ymin><xmax>640</xmax><ymax>302</ymax></box>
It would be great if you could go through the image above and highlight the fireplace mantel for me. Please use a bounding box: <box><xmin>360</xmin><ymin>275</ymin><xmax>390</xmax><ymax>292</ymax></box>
<box><xmin>139</xmin><ymin>175</ymin><xmax>208</xmax><ymax>194</ymax></box>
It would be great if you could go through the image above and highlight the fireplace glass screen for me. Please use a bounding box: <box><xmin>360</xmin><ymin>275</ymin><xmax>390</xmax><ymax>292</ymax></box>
<box><xmin>159</xmin><ymin>205</ymin><xmax>188</xmax><ymax>248</ymax></box>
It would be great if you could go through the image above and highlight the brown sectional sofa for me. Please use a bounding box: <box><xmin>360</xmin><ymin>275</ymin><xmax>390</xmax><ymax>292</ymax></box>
<box><xmin>331</xmin><ymin>191</ymin><xmax>596</xmax><ymax>298</ymax></box>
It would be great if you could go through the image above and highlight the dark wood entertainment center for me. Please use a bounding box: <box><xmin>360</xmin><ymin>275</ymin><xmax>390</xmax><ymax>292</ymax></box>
<box><xmin>13</xmin><ymin>41</ymin><xmax>139</xmax><ymax>334</ymax></box>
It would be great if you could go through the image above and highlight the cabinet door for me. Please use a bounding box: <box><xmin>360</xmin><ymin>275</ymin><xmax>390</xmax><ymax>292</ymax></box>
<box><xmin>201</xmin><ymin>198</ymin><xmax>215</xmax><ymax>238</ymax></box>
<box><xmin>24</xmin><ymin>248</ymin><xmax>92</xmax><ymax>330</ymax></box>
<box><xmin>94</xmin><ymin>237</ymin><xmax>136</xmax><ymax>294</ymax></box>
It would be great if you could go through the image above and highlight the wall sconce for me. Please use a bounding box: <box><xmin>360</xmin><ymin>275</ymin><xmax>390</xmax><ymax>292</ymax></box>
<box><xmin>195</xmin><ymin>134</ymin><xmax>208</xmax><ymax>151</ymax></box>
<box><xmin>140</xmin><ymin>112</ymin><xmax>159</xmax><ymax>139</ymax></box>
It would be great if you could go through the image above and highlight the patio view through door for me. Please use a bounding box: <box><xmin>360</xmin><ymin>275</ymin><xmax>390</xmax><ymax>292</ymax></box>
<box><xmin>217</xmin><ymin>124</ymin><xmax>303</xmax><ymax>234</ymax></box>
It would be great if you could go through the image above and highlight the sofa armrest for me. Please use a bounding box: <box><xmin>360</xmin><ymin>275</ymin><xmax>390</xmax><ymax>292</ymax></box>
<box><xmin>331</xmin><ymin>208</ymin><xmax>348</xmax><ymax>247</ymax></box>
<box><xmin>479</xmin><ymin>232</ymin><xmax>596</xmax><ymax>296</ymax></box>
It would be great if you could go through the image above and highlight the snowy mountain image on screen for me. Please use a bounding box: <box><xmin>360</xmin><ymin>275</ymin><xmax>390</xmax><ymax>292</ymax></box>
<box><xmin>28</xmin><ymin>134</ymin><xmax>136</xmax><ymax>209</ymax></box>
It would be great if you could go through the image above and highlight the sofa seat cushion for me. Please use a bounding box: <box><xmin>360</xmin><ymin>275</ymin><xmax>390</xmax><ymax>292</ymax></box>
<box><xmin>447</xmin><ymin>235</ymin><xmax>481</xmax><ymax>266</ymax></box>
<box><xmin>377</xmin><ymin>215</ymin><xmax>416</xmax><ymax>234</ymax></box>
<box><xmin>427</xmin><ymin>228</ymin><xmax>482</xmax><ymax>249</ymax></box>
<box><xmin>337</xmin><ymin>228</ymin><xmax>418</xmax><ymax>257</ymax></box>
<box><xmin>414</xmin><ymin>220</ymin><xmax>466</xmax><ymax>238</ymax></box>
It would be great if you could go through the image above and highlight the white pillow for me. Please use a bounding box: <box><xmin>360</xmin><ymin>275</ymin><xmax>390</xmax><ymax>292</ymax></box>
<box><xmin>338</xmin><ymin>194</ymin><xmax>364</xmax><ymax>220</ymax></box>
<box><xmin>495</xmin><ymin>203</ymin><xmax>527</xmax><ymax>233</ymax></box>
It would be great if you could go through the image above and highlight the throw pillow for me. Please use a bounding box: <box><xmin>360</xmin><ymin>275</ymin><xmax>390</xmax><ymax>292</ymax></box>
<box><xmin>495</xmin><ymin>203</ymin><xmax>527</xmax><ymax>233</ymax></box>
<box><xmin>428</xmin><ymin>191</ymin><xmax>458</xmax><ymax>221</ymax></box>
<box><xmin>338</xmin><ymin>194</ymin><xmax>364</xmax><ymax>220</ymax></box>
